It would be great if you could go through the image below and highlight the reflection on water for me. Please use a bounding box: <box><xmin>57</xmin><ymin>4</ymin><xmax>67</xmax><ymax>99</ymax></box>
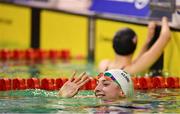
<box><xmin>0</xmin><ymin>89</ymin><xmax>180</xmax><ymax>113</ymax></box>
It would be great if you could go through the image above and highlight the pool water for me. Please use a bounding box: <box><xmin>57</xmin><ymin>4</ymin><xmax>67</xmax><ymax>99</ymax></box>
<box><xmin>0</xmin><ymin>59</ymin><xmax>98</xmax><ymax>79</ymax></box>
<box><xmin>0</xmin><ymin>59</ymin><xmax>180</xmax><ymax>113</ymax></box>
<box><xmin>0</xmin><ymin>89</ymin><xmax>180</xmax><ymax>113</ymax></box>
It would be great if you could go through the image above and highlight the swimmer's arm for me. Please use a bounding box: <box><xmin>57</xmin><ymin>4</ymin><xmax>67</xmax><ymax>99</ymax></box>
<box><xmin>128</xmin><ymin>17</ymin><xmax>171</xmax><ymax>74</ymax></box>
<box><xmin>134</xmin><ymin>21</ymin><xmax>156</xmax><ymax>62</ymax></box>
<box><xmin>58</xmin><ymin>72</ymin><xmax>90</xmax><ymax>98</ymax></box>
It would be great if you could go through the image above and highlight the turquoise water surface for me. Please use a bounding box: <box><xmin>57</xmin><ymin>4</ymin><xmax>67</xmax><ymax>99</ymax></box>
<box><xmin>0</xmin><ymin>89</ymin><xmax>180</xmax><ymax>113</ymax></box>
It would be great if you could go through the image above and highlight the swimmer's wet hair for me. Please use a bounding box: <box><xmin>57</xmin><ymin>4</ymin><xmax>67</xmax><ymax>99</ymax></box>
<box><xmin>113</xmin><ymin>28</ymin><xmax>137</xmax><ymax>55</ymax></box>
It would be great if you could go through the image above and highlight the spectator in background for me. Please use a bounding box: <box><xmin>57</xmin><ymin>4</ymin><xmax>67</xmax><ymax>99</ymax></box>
<box><xmin>98</xmin><ymin>17</ymin><xmax>171</xmax><ymax>75</ymax></box>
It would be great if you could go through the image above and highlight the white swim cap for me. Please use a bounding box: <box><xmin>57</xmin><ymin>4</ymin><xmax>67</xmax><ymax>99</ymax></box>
<box><xmin>104</xmin><ymin>69</ymin><xmax>134</xmax><ymax>97</ymax></box>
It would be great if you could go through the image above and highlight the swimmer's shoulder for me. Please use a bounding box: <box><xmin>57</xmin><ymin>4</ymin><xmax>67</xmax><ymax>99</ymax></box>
<box><xmin>98</xmin><ymin>59</ymin><xmax>111</xmax><ymax>72</ymax></box>
<box><xmin>123</xmin><ymin>64</ymin><xmax>139</xmax><ymax>75</ymax></box>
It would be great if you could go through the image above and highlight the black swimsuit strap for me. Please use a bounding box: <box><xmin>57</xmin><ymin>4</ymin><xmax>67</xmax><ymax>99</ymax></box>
<box><xmin>105</xmin><ymin>66</ymin><xmax>125</xmax><ymax>71</ymax></box>
<box><xmin>121</xmin><ymin>66</ymin><xmax>125</xmax><ymax>70</ymax></box>
<box><xmin>105</xmin><ymin>67</ymin><xmax>109</xmax><ymax>71</ymax></box>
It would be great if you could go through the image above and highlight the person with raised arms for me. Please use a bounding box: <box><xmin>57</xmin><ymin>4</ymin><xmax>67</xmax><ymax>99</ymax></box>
<box><xmin>98</xmin><ymin>17</ymin><xmax>171</xmax><ymax>75</ymax></box>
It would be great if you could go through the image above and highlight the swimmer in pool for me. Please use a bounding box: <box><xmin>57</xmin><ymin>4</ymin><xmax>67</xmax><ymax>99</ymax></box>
<box><xmin>98</xmin><ymin>17</ymin><xmax>171</xmax><ymax>75</ymax></box>
<box><xmin>58</xmin><ymin>69</ymin><xmax>133</xmax><ymax>101</ymax></box>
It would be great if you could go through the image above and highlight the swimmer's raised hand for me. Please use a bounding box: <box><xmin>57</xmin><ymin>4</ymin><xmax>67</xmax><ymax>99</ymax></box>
<box><xmin>58</xmin><ymin>71</ymin><xmax>90</xmax><ymax>98</ymax></box>
<box><xmin>146</xmin><ymin>21</ymin><xmax>156</xmax><ymax>43</ymax></box>
<box><xmin>160</xmin><ymin>17</ymin><xmax>171</xmax><ymax>40</ymax></box>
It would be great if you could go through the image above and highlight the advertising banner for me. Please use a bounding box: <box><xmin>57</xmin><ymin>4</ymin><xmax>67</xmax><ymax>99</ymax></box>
<box><xmin>90</xmin><ymin>0</ymin><xmax>150</xmax><ymax>17</ymax></box>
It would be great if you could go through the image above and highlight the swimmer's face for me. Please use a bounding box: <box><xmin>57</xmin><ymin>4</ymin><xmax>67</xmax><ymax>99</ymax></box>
<box><xmin>94</xmin><ymin>74</ymin><xmax>125</xmax><ymax>101</ymax></box>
